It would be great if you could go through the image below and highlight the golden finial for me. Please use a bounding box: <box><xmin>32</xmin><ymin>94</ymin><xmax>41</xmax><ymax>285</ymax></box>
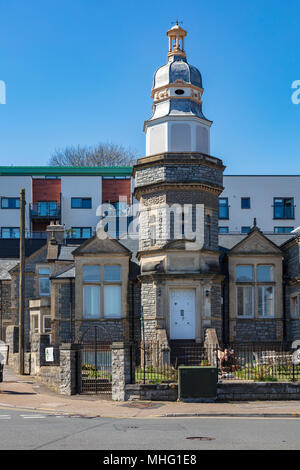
<box><xmin>167</xmin><ymin>21</ymin><xmax>187</xmax><ymax>59</ymax></box>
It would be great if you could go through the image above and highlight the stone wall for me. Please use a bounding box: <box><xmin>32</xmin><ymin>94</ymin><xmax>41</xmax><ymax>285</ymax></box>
<box><xmin>112</xmin><ymin>342</ymin><xmax>133</xmax><ymax>401</ymax></box>
<box><xmin>0</xmin><ymin>281</ymin><xmax>13</xmax><ymax>341</ymax></box>
<box><xmin>125</xmin><ymin>382</ymin><xmax>300</xmax><ymax>402</ymax></box>
<box><xmin>59</xmin><ymin>343</ymin><xmax>80</xmax><ymax>396</ymax></box>
<box><xmin>217</xmin><ymin>382</ymin><xmax>300</xmax><ymax>401</ymax></box>
<box><xmin>125</xmin><ymin>383</ymin><xmax>178</xmax><ymax>401</ymax></box>
<box><xmin>38</xmin><ymin>366</ymin><xmax>61</xmax><ymax>392</ymax></box>
<box><xmin>234</xmin><ymin>319</ymin><xmax>283</xmax><ymax>343</ymax></box>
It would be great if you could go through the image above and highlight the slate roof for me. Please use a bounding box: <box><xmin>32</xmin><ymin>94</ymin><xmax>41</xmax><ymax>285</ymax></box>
<box><xmin>52</xmin><ymin>264</ymin><xmax>75</xmax><ymax>279</ymax></box>
<box><xmin>0</xmin><ymin>259</ymin><xmax>19</xmax><ymax>280</ymax></box>
<box><xmin>219</xmin><ymin>233</ymin><xmax>295</xmax><ymax>251</ymax></box>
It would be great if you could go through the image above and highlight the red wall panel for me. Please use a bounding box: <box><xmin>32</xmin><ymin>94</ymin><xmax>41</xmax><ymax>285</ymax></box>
<box><xmin>102</xmin><ymin>179</ymin><xmax>131</xmax><ymax>204</ymax></box>
<box><xmin>32</xmin><ymin>179</ymin><xmax>61</xmax><ymax>203</ymax></box>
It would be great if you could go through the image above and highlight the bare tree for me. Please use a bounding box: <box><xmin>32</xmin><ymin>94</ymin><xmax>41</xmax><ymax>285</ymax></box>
<box><xmin>49</xmin><ymin>143</ymin><xmax>137</xmax><ymax>167</ymax></box>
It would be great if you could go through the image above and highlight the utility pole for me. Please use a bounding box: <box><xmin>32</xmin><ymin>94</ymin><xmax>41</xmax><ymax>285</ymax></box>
<box><xmin>18</xmin><ymin>188</ymin><xmax>25</xmax><ymax>375</ymax></box>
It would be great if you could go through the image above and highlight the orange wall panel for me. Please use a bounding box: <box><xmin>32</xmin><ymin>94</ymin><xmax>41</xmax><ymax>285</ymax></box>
<box><xmin>102</xmin><ymin>179</ymin><xmax>131</xmax><ymax>204</ymax></box>
<box><xmin>32</xmin><ymin>179</ymin><xmax>61</xmax><ymax>203</ymax></box>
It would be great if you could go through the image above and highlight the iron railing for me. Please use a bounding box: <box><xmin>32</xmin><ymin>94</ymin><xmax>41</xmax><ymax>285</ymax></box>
<box><xmin>133</xmin><ymin>342</ymin><xmax>300</xmax><ymax>384</ymax></box>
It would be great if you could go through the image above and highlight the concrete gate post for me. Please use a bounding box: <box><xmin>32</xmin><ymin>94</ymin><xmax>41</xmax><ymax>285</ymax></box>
<box><xmin>112</xmin><ymin>342</ymin><xmax>134</xmax><ymax>401</ymax></box>
<box><xmin>59</xmin><ymin>343</ymin><xmax>81</xmax><ymax>396</ymax></box>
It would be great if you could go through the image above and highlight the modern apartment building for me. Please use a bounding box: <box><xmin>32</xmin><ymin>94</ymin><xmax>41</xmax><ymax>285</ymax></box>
<box><xmin>0</xmin><ymin>166</ymin><xmax>133</xmax><ymax>239</ymax></box>
<box><xmin>219</xmin><ymin>175</ymin><xmax>300</xmax><ymax>235</ymax></box>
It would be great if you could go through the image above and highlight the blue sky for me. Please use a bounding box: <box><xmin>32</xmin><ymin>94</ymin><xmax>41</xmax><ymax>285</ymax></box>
<box><xmin>0</xmin><ymin>0</ymin><xmax>299</xmax><ymax>173</ymax></box>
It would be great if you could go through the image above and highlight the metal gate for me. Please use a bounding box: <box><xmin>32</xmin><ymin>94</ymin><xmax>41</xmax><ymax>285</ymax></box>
<box><xmin>80</xmin><ymin>326</ymin><xmax>112</xmax><ymax>396</ymax></box>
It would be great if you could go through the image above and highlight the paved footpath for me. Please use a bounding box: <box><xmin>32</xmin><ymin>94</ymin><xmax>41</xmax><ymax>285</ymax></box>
<box><xmin>1</xmin><ymin>366</ymin><xmax>300</xmax><ymax>419</ymax></box>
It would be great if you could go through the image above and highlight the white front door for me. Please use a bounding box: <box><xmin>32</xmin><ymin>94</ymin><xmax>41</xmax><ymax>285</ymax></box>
<box><xmin>170</xmin><ymin>289</ymin><xmax>196</xmax><ymax>339</ymax></box>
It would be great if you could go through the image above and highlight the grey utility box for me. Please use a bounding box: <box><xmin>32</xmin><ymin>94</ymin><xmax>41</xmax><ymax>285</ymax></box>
<box><xmin>178</xmin><ymin>366</ymin><xmax>217</xmax><ymax>402</ymax></box>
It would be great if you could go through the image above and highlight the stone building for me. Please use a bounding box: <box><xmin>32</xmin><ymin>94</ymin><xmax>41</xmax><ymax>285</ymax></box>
<box><xmin>1</xmin><ymin>24</ymin><xmax>300</xmax><ymax>363</ymax></box>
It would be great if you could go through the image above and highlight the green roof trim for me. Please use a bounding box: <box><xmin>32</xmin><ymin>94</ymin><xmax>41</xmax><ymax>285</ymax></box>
<box><xmin>0</xmin><ymin>166</ymin><xmax>133</xmax><ymax>176</ymax></box>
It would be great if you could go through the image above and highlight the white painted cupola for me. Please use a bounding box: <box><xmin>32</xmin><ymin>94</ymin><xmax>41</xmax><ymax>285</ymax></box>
<box><xmin>144</xmin><ymin>23</ymin><xmax>212</xmax><ymax>156</ymax></box>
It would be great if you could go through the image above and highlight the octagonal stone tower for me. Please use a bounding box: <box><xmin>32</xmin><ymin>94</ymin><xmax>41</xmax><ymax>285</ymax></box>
<box><xmin>133</xmin><ymin>24</ymin><xmax>225</xmax><ymax>346</ymax></box>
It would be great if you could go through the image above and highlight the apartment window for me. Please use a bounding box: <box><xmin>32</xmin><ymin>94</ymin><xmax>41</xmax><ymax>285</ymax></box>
<box><xmin>237</xmin><ymin>286</ymin><xmax>253</xmax><ymax>317</ymax></box>
<box><xmin>241</xmin><ymin>197</ymin><xmax>251</xmax><ymax>209</ymax></box>
<box><xmin>258</xmin><ymin>286</ymin><xmax>274</xmax><ymax>317</ymax></box>
<box><xmin>71</xmin><ymin>198</ymin><xmax>92</xmax><ymax>209</ymax></box>
<box><xmin>36</xmin><ymin>201</ymin><xmax>58</xmax><ymax>216</ymax></box>
<box><xmin>1</xmin><ymin>197</ymin><xmax>20</xmax><ymax>209</ymax></box>
<box><xmin>273</xmin><ymin>198</ymin><xmax>295</xmax><ymax>219</ymax></box>
<box><xmin>219</xmin><ymin>227</ymin><xmax>229</xmax><ymax>234</ymax></box>
<box><xmin>241</xmin><ymin>226</ymin><xmax>251</xmax><ymax>234</ymax></box>
<box><xmin>39</xmin><ymin>267</ymin><xmax>50</xmax><ymax>296</ymax></box>
<box><xmin>1</xmin><ymin>227</ymin><xmax>20</xmax><ymax>239</ymax></box>
<box><xmin>82</xmin><ymin>265</ymin><xmax>122</xmax><ymax>319</ymax></box>
<box><xmin>236</xmin><ymin>265</ymin><xmax>254</xmax><ymax>282</ymax></box>
<box><xmin>274</xmin><ymin>227</ymin><xmax>294</xmax><ymax>234</ymax></box>
<box><xmin>291</xmin><ymin>296</ymin><xmax>299</xmax><ymax>318</ymax></box>
<box><xmin>218</xmin><ymin>198</ymin><xmax>229</xmax><ymax>219</ymax></box>
<box><xmin>71</xmin><ymin>227</ymin><xmax>92</xmax><ymax>239</ymax></box>
<box><xmin>31</xmin><ymin>315</ymin><xmax>39</xmax><ymax>333</ymax></box>
<box><xmin>43</xmin><ymin>316</ymin><xmax>52</xmax><ymax>333</ymax></box>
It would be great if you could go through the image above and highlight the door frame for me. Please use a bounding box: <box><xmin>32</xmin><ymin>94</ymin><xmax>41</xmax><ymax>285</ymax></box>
<box><xmin>169</xmin><ymin>288</ymin><xmax>196</xmax><ymax>340</ymax></box>
<box><xmin>166</xmin><ymin>281</ymin><xmax>203</xmax><ymax>342</ymax></box>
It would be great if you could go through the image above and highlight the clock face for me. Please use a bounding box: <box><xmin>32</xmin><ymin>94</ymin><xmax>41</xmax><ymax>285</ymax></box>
<box><xmin>175</xmin><ymin>89</ymin><xmax>184</xmax><ymax>95</ymax></box>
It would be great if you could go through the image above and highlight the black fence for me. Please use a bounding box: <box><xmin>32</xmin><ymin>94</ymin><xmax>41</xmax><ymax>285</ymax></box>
<box><xmin>133</xmin><ymin>342</ymin><xmax>300</xmax><ymax>384</ymax></box>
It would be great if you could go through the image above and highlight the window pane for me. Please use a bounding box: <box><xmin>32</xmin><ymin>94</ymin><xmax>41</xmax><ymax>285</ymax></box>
<box><xmin>82</xmin><ymin>198</ymin><xmax>92</xmax><ymax>208</ymax></box>
<box><xmin>39</xmin><ymin>267</ymin><xmax>50</xmax><ymax>275</ymax></box>
<box><xmin>81</xmin><ymin>228</ymin><xmax>92</xmax><ymax>238</ymax></box>
<box><xmin>39</xmin><ymin>277</ymin><xmax>50</xmax><ymax>295</ymax></box>
<box><xmin>241</xmin><ymin>198</ymin><xmax>250</xmax><ymax>209</ymax></box>
<box><xmin>274</xmin><ymin>226</ymin><xmax>294</xmax><ymax>233</ymax></box>
<box><xmin>71</xmin><ymin>198</ymin><xmax>81</xmax><ymax>208</ymax></box>
<box><xmin>83</xmin><ymin>285</ymin><xmax>100</xmax><ymax>318</ymax></box>
<box><xmin>236</xmin><ymin>265</ymin><xmax>253</xmax><ymax>282</ymax></box>
<box><xmin>241</xmin><ymin>226</ymin><xmax>251</xmax><ymax>234</ymax></box>
<box><xmin>32</xmin><ymin>315</ymin><xmax>39</xmax><ymax>332</ymax></box>
<box><xmin>219</xmin><ymin>227</ymin><xmax>229</xmax><ymax>234</ymax></box>
<box><xmin>1</xmin><ymin>228</ymin><xmax>10</xmax><ymax>238</ymax></box>
<box><xmin>71</xmin><ymin>228</ymin><xmax>81</xmax><ymax>238</ymax></box>
<box><xmin>258</xmin><ymin>286</ymin><xmax>274</xmax><ymax>317</ymax></box>
<box><xmin>257</xmin><ymin>265</ymin><xmax>273</xmax><ymax>282</ymax></box>
<box><xmin>237</xmin><ymin>286</ymin><xmax>253</xmax><ymax>316</ymax></box>
<box><xmin>104</xmin><ymin>265</ymin><xmax>121</xmax><ymax>282</ymax></box>
<box><xmin>104</xmin><ymin>285</ymin><xmax>121</xmax><ymax>317</ymax></box>
<box><xmin>1</xmin><ymin>198</ymin><xmax>8</xmax><ymax>208</ymax></box>
<box><xmin>44</xmin><ymin>317</ymin><xmax>51</xmax><ymax>332</ymax></box>
<box><xmin>12</xmin><ymin>228</ymin><xmax>20</xmax><ymax>238</ymax></box>
<box><xmin>218</xmin><ymin>198</ymin><xmax>229</xmax><ymax>219</ymax></box>
<box><xmin>83</xmin><ymin>265</ymin><xmax>100</xmax><ymax>282</ymax></box>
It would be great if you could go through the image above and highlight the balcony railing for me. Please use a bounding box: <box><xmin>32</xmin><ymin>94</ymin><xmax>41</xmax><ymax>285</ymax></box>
<box><xmin>30</xmin><ymin>203</ymin><xmax>61</xmax><ymax>219</ymax></box>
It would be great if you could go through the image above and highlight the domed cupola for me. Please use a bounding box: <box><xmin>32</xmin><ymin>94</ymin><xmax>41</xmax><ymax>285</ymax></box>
<box><xmin>144</xmin><ymin>24</ymin><xmax>212</xmax><ymax>157</ymax></box>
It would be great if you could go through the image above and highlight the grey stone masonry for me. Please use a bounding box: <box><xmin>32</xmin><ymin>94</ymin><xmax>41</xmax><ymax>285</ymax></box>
<box><xmin>112</xmin><ymin>342</ymin><xmax>134</xmax><ymax>401</ymax></box>
<box><xmin>234</xmin><ymin>319</ymin><xmax>282</xmax><ymax>343</ymax></box>
<box><xmin>134</xmin><ymin>153</ymin><xmax>225</xmax><ymax>190</ymax></box>
<box><xmin>59</xmin><ymin>343</ymin><xmax>81</xmax><ymax>396</ymax></box>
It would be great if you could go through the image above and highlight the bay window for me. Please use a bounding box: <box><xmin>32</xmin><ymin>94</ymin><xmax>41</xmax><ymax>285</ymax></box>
<box><xmin>83</xmin><ymin>265</ymin><xmax>122</xmax><ymax>319</ymax></box>
<box><xmin>235</xmin><ymin>264</ymin><xmax>275</xmax><ymax>318</ymax></box>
